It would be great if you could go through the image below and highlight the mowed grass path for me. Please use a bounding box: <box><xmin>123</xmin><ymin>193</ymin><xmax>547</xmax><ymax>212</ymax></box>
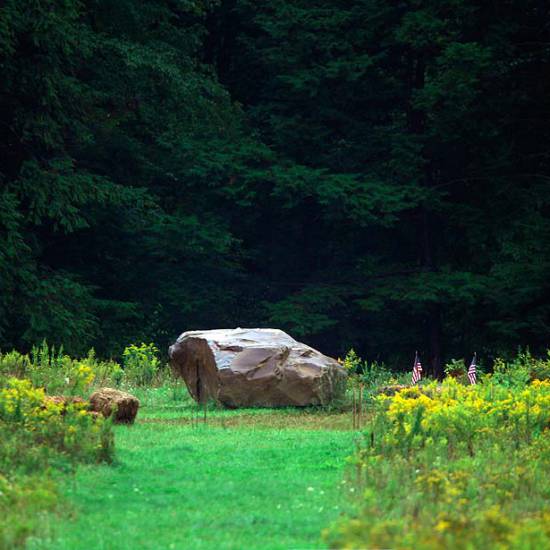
<box><xmin>31</xmin><ymin>398</ymin><xmax>356</xmax><ymax>550</ymax></box>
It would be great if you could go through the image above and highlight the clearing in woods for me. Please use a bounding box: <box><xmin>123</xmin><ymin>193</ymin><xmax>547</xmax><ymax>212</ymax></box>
<box><xmin>28</xmin><ymin>393</ymin><xmax>357</xmax><ymax>550</ymax></box>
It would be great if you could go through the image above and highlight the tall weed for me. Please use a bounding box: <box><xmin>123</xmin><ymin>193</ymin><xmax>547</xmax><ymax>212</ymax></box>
<box><xmin>325</xmin><ymin>374</ymin><xmax>550</xmax><ymax>549</ymax></box>
<box><xmin>0</xmin><ymin>376</ymin><xmax>114</xmax><ymax>548</ymax></box>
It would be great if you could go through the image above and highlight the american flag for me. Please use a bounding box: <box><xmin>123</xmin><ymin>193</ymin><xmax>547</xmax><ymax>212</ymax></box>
<box><xmin>468</xmin><ymin>353</ymin><xmax>477</xmax><ymax>385</ymax></box>
<box><xmin>411</xmin><ymin>352</ymin><xmax>422</xmax><ymax>384</ymax></box>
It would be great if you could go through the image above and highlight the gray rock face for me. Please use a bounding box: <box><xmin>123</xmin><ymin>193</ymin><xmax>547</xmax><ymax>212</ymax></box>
<box><xmin>169</xmin><ymin>328</ymin><xmax>347</xmax><ymax>408</ymax></box>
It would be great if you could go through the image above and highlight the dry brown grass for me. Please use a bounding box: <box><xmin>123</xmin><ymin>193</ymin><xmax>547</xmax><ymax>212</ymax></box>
<box><xmin>140</xmin><ymin>410</ymin><xmax>363</xmax><ymax>430</ymax></box>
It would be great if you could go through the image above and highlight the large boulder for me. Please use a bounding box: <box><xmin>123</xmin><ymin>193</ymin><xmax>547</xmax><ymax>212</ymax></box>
<box><xmin>168</xmin><ymin>328</ymin><xmax>347</xmax><ymax>407</ymax></box>
<box><xmin>89</xmin><ymin>388</ymin><xmax>140</xmax><ymax>424</ymax></box>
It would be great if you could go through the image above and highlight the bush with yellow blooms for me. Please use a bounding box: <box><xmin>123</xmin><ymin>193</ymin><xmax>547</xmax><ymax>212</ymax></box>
<box><xmin>325</xmin><ymin>365</ymin><xmax>550</xmax><ymax>549</ymax></box>
<box><xmin>0</xmin><ymin>341</ymin><xmax>123</xmax><ymax>396</ymax></box>
<box><xmin>0</xmin><ymin>376</ymin><xmax>114</xmax><ymax>548</ymax></box>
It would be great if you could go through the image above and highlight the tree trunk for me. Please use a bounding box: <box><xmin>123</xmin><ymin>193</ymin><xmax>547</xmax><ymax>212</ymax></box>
<box><xmin>409</xmin><ymin>53</ymin><xmax>443</xmax><ymax>378</ymax></box>
<box><xmin>421</xmin><ymin>205</ymin><xmax>443</xmax><ymax>378</ymax></box>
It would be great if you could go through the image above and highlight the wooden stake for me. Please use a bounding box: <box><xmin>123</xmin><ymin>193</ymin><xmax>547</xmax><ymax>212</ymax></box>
<box><xmin>359</xmin><ymin>384</ymin><xmax>363</xmax><ymax>430</ymax></box>
<box><xmin>355</xmin><ymin>439</ymin><xmax>362</xmax><ymax>485</ymax></box>
<box><xmin>352</xmin><ymin>386</ymin><xmax>357</xmax><ymax>430</ymax></box>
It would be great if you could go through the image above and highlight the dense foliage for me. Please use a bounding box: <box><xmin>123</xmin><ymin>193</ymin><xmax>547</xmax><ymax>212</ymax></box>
<box><xmin>0</xmin><ymin>376</ymin><xmax>113</xmax><ymax>547</ymax></box>
<box><xmin>1</xmin><ymin>1</ymin><xmax>549</xmax><ymax>374</ymax></box>
<box><xmin>0</xmin><ymin>341</ymin><xmax>165</xmax><ymax>393</ymax></box>
<box><xmin>0</xmin><ymin>340</ymin><xmax>171</xmax><ymax>547</ymax></box>
<box><xmin>325</xmin><ymin>375</ymin><xmax>550</xmax><ymax>549</ymax></box>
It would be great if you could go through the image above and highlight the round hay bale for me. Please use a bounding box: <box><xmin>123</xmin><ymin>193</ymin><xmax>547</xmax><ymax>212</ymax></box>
<box><xmin>89</xmin><ymin>388</ymin><xmax>139</xmax><ymax>424</ymax></box>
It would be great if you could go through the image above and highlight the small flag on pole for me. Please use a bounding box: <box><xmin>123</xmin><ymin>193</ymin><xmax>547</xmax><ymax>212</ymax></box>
<box><xmin>468</xmin><ymin>353</ymin><xmax>477</xmax><ymax>385</ymax></box>
<box><xmin>411</xmin><ymin>351</ymin><xmax>422</xmax><ymax>385</ymax></box>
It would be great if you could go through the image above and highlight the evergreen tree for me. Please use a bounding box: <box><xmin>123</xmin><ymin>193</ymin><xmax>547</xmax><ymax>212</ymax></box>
<box><xmin>0</xmin><ymin>0</ymin><xmax>548</xmax><ymax>368</ymax></box>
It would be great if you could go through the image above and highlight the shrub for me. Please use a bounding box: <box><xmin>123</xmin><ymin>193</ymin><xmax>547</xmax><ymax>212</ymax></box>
<box><xmin>0</xmin><ymin>342</ymin><xmax>124</xmax><ymax>396</ymax></box>
<box><xmin>0</xmin><ymin>473</ymin><xmax>59</xmax><ymax>549</ymax></box>
<box><xmin>443</xmin><ymin>358</ymin><xmax>471</xmax><ymax>385</ymax></box>
<box><xmin>0</xmin><ymin>377</ymin><xmax>114</xmax><ymax>465</ymax></box>
<box><xmin>324</xmin><ymin>376</ymin><xmax>550</xmax><ymax>549</ymax></box>
<box><xmin>0</xmin><ymin>350</ymin><xmax>31</xmax><ymax>379</ymax></box>
<box><xmin>73</xmin><ymin>348</ymin><xmax>123</xmax><ymax>388</ymax></box>
<box><xmin>491</xmin><ymin>354</ymin><xmax>531</xmax><ymax>387</ymax></box>
<box><xmin>340</xmin><ymin>349</ymin><xmax>362</xmax><ymax>375</ymax></box>
<box><xmin>489</xmin><ymin>349</ymin><xmax>550</xmax><ymax>387</ymax></box>
<box><xmin>0</xmin><ymin>376</ymin><xmax>114</xmax><ymax>548</ymax></box>
<box><xmin>339</xmin><ymin>349</ymin><xmax>407</xmax><ymax>405</ymax></box>
<box><xmin>28</xmin><ymin>341</ymin><xmax>96</xmax><ymax>395</ymax></box>
<box><xmin>340</xmin><ymin>349</ymin><xmax>394</xmax><ymax>387</ymax></box>
<box><xmin>122</xmin><ymin>343</ymin><xmax>160</xmax><ymax>386</ymax></box>
<box><xmin>361</xmin><ymin>360</ymin><xmax>394</xmax><ymax>388</ymax></box>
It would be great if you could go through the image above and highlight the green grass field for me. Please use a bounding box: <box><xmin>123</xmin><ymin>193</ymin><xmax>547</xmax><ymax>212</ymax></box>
<box><xmin>3</xmin><ymin>354</ymin><xmax>549</xmax><ymax>550</ymax></box>
<box><xmin>27</xmin><ymin>391</ymin><xmax>357</xmax><ymax>550</ymax></box>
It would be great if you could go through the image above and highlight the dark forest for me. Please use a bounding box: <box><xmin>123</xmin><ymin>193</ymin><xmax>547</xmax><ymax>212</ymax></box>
<box><xmin>1</xmin><ymin>0</ymin><xmax>549</xmax><ymax>375</ymax></box>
